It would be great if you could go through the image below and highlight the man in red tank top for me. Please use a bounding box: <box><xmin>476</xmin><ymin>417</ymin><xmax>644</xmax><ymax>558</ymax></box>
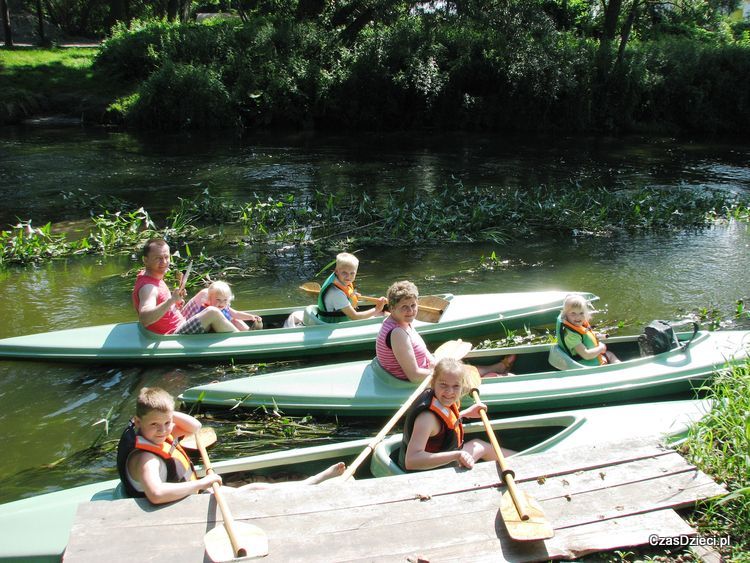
<box><xmin>133</xmin><ymin>239</ymin><xmax>239</xmax><ymax>335</ymax></box>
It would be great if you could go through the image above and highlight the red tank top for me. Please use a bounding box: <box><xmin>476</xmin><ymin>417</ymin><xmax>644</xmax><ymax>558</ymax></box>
<box><xmin>132</xmin><ymin>271</ymin><xmax>184</xmax><ymax>334</ymax></box>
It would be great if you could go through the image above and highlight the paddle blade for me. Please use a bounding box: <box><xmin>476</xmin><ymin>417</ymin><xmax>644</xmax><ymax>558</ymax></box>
<box><xmin>464</xmin><ymin>364</ymin><xmax>482</xmax><ymax>391</ymax></box>
<box><xmin>416</xmin><ymin>295</ymin><xmax>449</xmax><ymax>323</ymax></box>
<box><xmin>434</xmin><ymin>339</ymin><xmax>473</xmax><ymax>361</ymax></box>
<box><xmin>500</xmin><ymin>490</ymin><xmax>554</xmax><ymax>541</ymax></box>
<box><xmin>181</xmin><ymin>427</ymin><xmax>218</xmax><ymax>451</ymax></box>
<box><xmin>299</xmin><ymin>282</ymin><xmax>322</xmax><ymax>296</ymax></box>
<box><xmin>205</xmin><ymin>521</ymin><xmax>269</xmax><ymax>562</ymax></box>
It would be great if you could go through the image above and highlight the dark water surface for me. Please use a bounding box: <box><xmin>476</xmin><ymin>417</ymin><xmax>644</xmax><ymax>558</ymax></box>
<box><xmin>1</xmin><ymin>126</ymin><xmax>750</xmax><ymax>503</ymax></box>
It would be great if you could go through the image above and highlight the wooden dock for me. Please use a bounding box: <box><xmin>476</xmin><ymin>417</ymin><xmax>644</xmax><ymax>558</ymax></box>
<box><xmin>65</xmin><ymin>437</ymin><xmax>725</xmax><ymax>562</ymax></box>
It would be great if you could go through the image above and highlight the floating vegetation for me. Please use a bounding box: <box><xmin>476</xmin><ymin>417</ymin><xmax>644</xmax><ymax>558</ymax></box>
<box><xmin>3</xmin><ymin>182</ymin><xmax>750</xmax><ymax>268</ymax></box>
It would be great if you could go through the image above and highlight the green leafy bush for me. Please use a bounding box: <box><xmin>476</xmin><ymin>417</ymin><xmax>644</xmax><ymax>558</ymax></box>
<box><xmin>125</xmin><ymin>62</ymin><xmax>236</xmax><ymax>130</ymax></box>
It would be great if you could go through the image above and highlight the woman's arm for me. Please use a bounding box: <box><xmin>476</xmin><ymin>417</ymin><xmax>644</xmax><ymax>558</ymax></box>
<box><xmin>391</xmin><ymin>328</ymin><xmax>432</xmax><ymax>383</ymax></box>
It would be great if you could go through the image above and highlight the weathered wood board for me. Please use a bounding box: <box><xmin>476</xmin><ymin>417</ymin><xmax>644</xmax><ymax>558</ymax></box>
<box><xmin>64</xmin><ymin>437</ymin><xmax>725</xmax><ymax>562</ymax></box>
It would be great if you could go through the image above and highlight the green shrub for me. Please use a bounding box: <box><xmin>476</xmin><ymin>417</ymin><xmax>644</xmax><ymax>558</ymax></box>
<box><xmin>125</xmin><ymin>62</ymin><xmax>236</xmax><ymax>130</ymax></box>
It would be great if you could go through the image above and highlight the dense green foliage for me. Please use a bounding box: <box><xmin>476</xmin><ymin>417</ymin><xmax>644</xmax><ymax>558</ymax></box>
<box><xmin>93</xmin><ymin>8</ymin><xmax>750</xmax><ymax>133</ymax></box>
<box><xmin>4</xmin><ymin>183</ymin><xmax>750</xmax><ymax>266</ymax></box>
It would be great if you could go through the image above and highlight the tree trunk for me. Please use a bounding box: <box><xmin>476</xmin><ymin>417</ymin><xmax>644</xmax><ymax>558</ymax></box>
<box><xmin>180</xmin><ymin>0</ymin><xmax>191</xmax><ymax>23</ymax></box>
<box><xmin>108</xmin><ymin>0</ymin><xmax>126</xmax><ymax>28</ymax></box>
<box><xmin>617</xmin><ymin>0</ymin><xmax>641</xmax><ymax>67</ymax></box>
<box><xmin>601</xmin><ymin>0</ymin><xmax>622</xmax><ymax>42</ymax></box>
<box><xmin>35</xmin><ymin>0</ymin><xmax>47</xmax><ymax>45</ymax></box>
<box><xmin>1</xmin><ymin>0</ymin><xmax>12</xmax><ymax>47</ymax></box>
<box><xmin>167</xmin><ymin>0</ymin><xmax>179</xmax><ymax>21</ymax></box>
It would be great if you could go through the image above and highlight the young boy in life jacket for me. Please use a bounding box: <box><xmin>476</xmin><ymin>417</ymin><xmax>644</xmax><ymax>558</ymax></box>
<box><xmin>316</xmin><ymin>252</ymin><xmax>387</xmax><ymax>323</ymax></box>
<box><xmin>400</xmin><ymin>358</ymin><xmax>514</xmax><ymax>471</ymax></box>
<box><xmin>117</xmin><ymin>387</ymin><xmax>345</xmax><ymax>505</ymax></box>
<box><xmin>556</xmin><ymin>294</ymin><xmax>620</xmax><ymax>366</ymax></box>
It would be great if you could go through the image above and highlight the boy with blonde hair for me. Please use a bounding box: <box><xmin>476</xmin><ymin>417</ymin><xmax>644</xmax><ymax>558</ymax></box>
<box><xmin>317</xmin><ymin>252</ymin><xmax>386</xmax><ymax>322</ymax></box>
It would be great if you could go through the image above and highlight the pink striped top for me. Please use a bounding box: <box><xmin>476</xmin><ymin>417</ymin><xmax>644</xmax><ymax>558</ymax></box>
<box><xmin>375</xmin><ymin>316</ymin><xmax>432</xmax><ymax>380</ymax></box>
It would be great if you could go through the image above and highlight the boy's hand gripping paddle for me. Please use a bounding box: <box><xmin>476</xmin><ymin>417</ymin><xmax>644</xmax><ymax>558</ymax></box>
<box><xmin>195</xmin><ymin>430</ymin><xmax>269</xmax><ymax>561</ymax></box>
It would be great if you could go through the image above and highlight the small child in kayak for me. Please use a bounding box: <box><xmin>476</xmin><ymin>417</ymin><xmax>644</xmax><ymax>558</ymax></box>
<box><xmin>116</xmin><ymin>387</ymin><xmax>345</xmax><ymax>505</ymax></box>
<box><xmin>556</xmin><ymin>294</ymin><xmax>620</xmax><ymax>365</ymax></box>
<box><xmin>400</xmin><ymin>358</ymin><xmax>514</xmax><ymax>471</ymax></box>
<box><xmin>200</xmin><ymin>280</ymin><xmax>262</xmax><ymax>331</ymax></box>
<box><xmin>316</xmin><ymin>252</ymin><xmax>387</xmax><ymax>322</ymax></box>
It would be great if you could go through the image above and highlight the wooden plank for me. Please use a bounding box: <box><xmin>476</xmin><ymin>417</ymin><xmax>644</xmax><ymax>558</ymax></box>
<box><xmin>64</xmin><ymin>437</ymin><xmax>724</xmax><ymax>563</ymax></box>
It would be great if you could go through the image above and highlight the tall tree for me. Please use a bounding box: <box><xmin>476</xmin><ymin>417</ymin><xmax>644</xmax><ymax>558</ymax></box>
<box><xmin>1</xmin><ymin>0</ymin><xmax>11</xmax><ymax>47</ymax></box>
<box><xmin>35</xmin><ymin>0</ymin><xmax>47</xmax><ymax>45</ymax></box>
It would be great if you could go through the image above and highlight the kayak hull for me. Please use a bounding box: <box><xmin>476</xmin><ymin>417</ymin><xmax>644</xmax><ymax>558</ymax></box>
<box><xmin>0</xmin><ymin>291</ymin><xmax>594</xmax><ymax>364</ymax></box>
<box><xmin>179</xmin><ymin>330</ymin><xmax>749</xmax><ymax>415</ymax></box>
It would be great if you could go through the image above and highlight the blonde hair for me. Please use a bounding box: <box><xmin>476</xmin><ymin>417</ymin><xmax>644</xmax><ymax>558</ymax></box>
<box><xmin>387</xmin><ymin>280</ymin><xmax>419</xmax><ymax>310</ymax></box>
<box><xmin>432</xmin><ymin>358</ymin><xmax>471</xmax><ymax>397</ymax></box>
<box><xmin>136</xmin><ymin>387</ymin><xmax>175</xmax><ymax>417</ymax></box>
<box><xmin>563</xmin><ymin>293</ymin><xmax>593</xmax><ymax>322</ymax></box>
<box><xmin>335</xmin><ymin>252</ymin><xmax>359</xmax><ymax>270</ymax></box>
<box><xmin>207</xmin><ymin>280</ymin><xmax>234</xmax><ymax>303</ymax></box>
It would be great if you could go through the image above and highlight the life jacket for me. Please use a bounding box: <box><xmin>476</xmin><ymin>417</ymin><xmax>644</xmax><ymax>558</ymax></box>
<box><xmin>555</xmin><ymin>313</ymin><xmax>606</xmax><ymax>366</ymax></box>
<box><xmin>132</xmin><ymin>271</ymin><xmax>185</xmax><ymax>334</ymax></box>
<box><xmin>317</xmin><ymin>272</ymin><xmax>359</xmax><ymax>323</ymax></box>
<box><xmin>116</xmin><ymin>420</ymin><xmax>197</xmax><ymax>499</ymax></box>
<box><xmin>399</xmin><ymin>389</ymin><xmax>464</xmax><ymax>470</ymax></box>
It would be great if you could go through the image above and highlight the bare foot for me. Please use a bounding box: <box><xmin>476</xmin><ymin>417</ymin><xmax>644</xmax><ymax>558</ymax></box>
<box><xmin>304</xmin><ymin>461</ymin><xmax>346</xmax><ymax>485</ymax></box>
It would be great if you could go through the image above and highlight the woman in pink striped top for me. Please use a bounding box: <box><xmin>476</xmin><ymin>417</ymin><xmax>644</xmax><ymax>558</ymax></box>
<box><xmin>376</xmin><ymin>281</ymin><xmax>514</xmax><ymax>383</ymax></box>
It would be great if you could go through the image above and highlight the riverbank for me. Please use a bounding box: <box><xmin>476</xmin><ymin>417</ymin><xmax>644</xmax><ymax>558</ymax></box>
<box><xmin>0</xmin><ymin>46</ymin><xmax>116</xmax><ymax>125</ymax></box>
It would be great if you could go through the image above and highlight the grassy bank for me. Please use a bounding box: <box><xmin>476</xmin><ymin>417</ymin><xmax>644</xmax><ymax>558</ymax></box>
<box><xmin>0</xmin><ymin>46</ymin><xmax>119</xmax><ymax>123</ymax></box>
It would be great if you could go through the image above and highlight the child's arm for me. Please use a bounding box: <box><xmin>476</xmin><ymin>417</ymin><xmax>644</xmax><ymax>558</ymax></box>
<box><xmin>404</xmin><ymin>412</ymin><xmax>472</xmax><ymax>470</ymax></box>
<box><xmin>171</xmin><ymin>410</ymin><xmax>201</xmax><ymax>439</ymax></box>
<box><xmin>137</xmin><ymin>453</ymin><xmax>222</xmax><ymax>505</ymax></box>
<box><xmin>339</xmin><ymin>298</ymin><xmax>386</xmax><ymax>320</ymax></box>
<box><xmin>459</xmin><ymin>402</ymin><xmax>488</xmax><ymax>419</ymax></box>
<box><xmin>573</xmin><ymin>341</ymin><xmax>607</xmax><ymax>360</ymax></box>
<box><xmin>227</xmin><ymin>307</ymin><xmax>262</xmax><ymax>323</ymax></box>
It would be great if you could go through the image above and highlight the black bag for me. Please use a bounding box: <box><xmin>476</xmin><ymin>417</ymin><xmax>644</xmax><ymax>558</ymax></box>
<box><xmin>638</xmin><ymin>320</ymin><xmax>679</xmax><ymax>357</ymax></box>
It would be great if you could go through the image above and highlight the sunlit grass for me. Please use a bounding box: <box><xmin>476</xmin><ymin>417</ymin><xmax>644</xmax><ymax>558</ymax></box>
<box><xmin>681</xmin><ymin>363</ymin><xmax>750</xmax><ymax>561</ymax></box>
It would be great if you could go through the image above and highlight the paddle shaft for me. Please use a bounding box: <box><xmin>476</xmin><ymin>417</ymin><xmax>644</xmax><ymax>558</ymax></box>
<box><xmin>178</xmin><ymin>261</ymin><xmax>193</xmax><ymax>292</ymax></box>
<box><xmin>470</xmin><ymin>389</ymin><xmax>530</xmax><ymax>521</ymax></box>
<box><xmin>300</xmin><ymin>283</ymin><xmax>443</xmax><ymax>314</ymax></box>
<box><xmin>342</xmin><ymin>374</ymin><xmax>433</xmax><ymax>480</ymax></box>
<box><xmin>195</xmin><ymin>432</ymin><xmax>248</xmax><ymax>558</ymax></box>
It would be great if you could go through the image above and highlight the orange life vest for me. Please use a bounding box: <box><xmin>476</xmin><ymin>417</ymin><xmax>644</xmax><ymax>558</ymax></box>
<box><xmin>560</xmin><ymin>318</ymin><xmax>606</xmax><ymax>365</ymax></box>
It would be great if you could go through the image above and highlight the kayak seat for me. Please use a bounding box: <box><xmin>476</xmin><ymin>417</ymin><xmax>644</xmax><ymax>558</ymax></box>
<box><xmin>302</xmin><ymin>305</ymin><xmax>325</xmax><ymax>326</ymax></box>
<box><xmin>548</xmin><ymin>345</ymin><xmax>584</xmax><ymax>370</ymax></box>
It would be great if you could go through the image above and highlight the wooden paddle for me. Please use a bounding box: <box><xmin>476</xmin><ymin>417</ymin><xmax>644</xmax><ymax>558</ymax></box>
<box><xmin>298</xmin><ymin>281</ymin><xmax>449</xmax><ymax>323</ymax></box>
<box><xmin>180</xmin><ymin>426</ymin><xmax>218</xmax><ymax>451</ymax></box>
<box><xmin>178</xmin><ymin>260</ymin><xmax>193</xmax><ymax>292</ymax></box>
<box><xmin>195</xmin><ymin>430</ymin><xmax>269</xmax><ymax>561</ymax></box>
<box><xmin>465</xmin><ymin>365</ymin><xmax>554</xmax><ymax>542</ymax></box>
<box><xmin>341</xmin><ymin>339</ymin><xmax>472</xmax><ymax>481</ymax></box>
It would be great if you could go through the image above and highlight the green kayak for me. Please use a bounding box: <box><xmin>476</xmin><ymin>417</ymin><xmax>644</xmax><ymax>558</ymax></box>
<box><xmin>179</xmin><ymin>330</ymin><xmax>748</xmax><ymax>415</ymax></box>
<box><xmin>0</xmin><ymin>399</ymin><xmax>710</xmax><ymax>562</ymax></box>
<box><xmin>0</xmin><ymin>291</ymin><xmax>593</xmax><ymax>364</ymax></box>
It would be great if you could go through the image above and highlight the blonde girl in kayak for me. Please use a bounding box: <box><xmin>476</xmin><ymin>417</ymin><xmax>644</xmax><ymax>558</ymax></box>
<box><xmin>199</xmin><ymin>280</ymin><xmax>263</xmax><ymax>331</ymax></box>
<box><xmin>557</xmin><ymin>294</ymin><xmax>620</xmax><ymax>365</ymax></box>
<box><xmin>401</xmin><ymin>358</ymin><xmax>514</xmax><ymax>471</ymax></box>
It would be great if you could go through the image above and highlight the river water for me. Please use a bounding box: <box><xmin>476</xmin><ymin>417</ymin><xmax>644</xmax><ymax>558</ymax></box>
<box><xmin>1</xmin><ymin>126</ymin><xmax>749</xmax><ymax>503</ymax></box>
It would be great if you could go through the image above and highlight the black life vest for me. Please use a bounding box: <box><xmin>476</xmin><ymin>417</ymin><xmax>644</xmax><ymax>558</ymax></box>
<box><xmin>116</xmin><ymin>420</ymin><xmax>197</xmax><ymax>499</ymax></box>
<box><xmin>398</xmin><ymin>389</ymin><xmax>464</xmax><ymax>471</ymax></box>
